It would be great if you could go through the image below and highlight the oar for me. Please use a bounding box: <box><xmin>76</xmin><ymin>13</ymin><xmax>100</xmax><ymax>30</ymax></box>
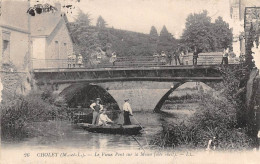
<box><xmin>131</xmin><ymin>115</ymin><xmax>149</xmax><ymax>146</ymax></box>
<box><xmin>131</xmin><ymin>135</ymin><xmax>145</xmax><ymax>151</ymax></box>
<box><xmin>132</xmin><ymin>115</ymin><xmax>144</xmax><ymax>129</ymax></box>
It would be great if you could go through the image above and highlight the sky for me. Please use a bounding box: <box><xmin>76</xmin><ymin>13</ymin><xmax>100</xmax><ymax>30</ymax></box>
<box><xmin>52</xmin><ymin>0</ymin><xmax>232</xmax><ymax>39</ymax></box>
<box><xmin>73</xmin><ymin>0</ymin><xmax>232</xmax><ymax>38</ymax></box>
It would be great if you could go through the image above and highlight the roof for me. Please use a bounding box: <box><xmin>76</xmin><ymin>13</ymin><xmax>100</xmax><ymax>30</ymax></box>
<box><xmin>63</xmin><ymin>15</ymin><xmax>76</xmax><ymax>43</ymax></box>
<box><xmin>30</xmin><ymin>12</ymin><xmax>62</xmax><ymax>36</ymax></box>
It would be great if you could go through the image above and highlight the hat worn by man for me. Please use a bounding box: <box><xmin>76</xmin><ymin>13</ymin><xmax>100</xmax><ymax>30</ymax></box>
<box><xmin>96</xmin><ymin>98</ymin><xmax>101</xmax><ymax>101</ymax></box>
<box><xmin>124</xmin><ymin>98</ymin><xmax>129</xmax><ymax>101</ymax></box>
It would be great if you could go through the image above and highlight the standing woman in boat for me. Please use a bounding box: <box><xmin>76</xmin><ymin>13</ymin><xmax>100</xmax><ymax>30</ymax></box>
<box><xmin>90</xmin><ymin>98</ymin><xmax>104</xmax><ymax>125</ymax></box>
<box><xmin>122</xmin><ymin>99</ymin><xmax>133</xmax><ymax>125</ymax></box>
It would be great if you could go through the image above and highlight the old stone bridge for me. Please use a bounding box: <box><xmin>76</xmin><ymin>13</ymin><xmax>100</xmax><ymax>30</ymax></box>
<box><xmin>32</xmin><ymin>65</ymin><xmax>224</xmax><ymax>112</ymax></box>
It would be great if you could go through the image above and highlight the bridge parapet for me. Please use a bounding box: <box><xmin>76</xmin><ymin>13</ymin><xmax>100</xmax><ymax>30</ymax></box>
<box><xmin>32</xmin><ymin>65</ymin><xmax>224</xmax><ymax>86</ymax></box>
<box><xmin>30</xmin><ymin>53</ymin><xmax>240</xmax><ymax>69</ymax></box>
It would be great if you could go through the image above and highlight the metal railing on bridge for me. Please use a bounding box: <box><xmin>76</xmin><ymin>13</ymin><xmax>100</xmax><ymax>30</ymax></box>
<box><xmin>31</xmin><ymin>53</ymin><xmax>240</xmax><ymax>69</ymax></box>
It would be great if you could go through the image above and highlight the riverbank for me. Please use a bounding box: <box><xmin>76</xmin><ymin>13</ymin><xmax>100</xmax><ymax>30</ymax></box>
<box><xmin>1</xmin><ymin>106</ymin><xmax>259</xmax><ymax>164</ymax></box>
<box><xmin>1</xmin><ymin>108</ymin><xmax>193</xmax><ymax>148</ymax></box>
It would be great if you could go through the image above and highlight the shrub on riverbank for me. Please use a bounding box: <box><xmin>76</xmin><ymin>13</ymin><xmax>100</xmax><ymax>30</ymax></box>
<box><xmin>0</xmin><ymin>91</ymin><xmax>67</xmax><ymax>141</ymax></box>
<box><xmin>151</xmin><ymin>93</ymin><xmax>254</xmax><ymax>150</ymax></box>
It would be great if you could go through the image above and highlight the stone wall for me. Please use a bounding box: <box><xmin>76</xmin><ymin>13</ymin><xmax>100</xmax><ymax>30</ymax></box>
<box><xmin>244</xmin><ymin>7</ymin><xmax>260</xmax><ymax>45</ymax></box>
<box><xmin>98</xmin><ymin>81</ymin><xmax>177</xmax><ymax>111</ymax></box>
<box><xmin>0</xmin><ymin>63</ymin><xmax>32</xmax><ymax>103</ymax></box>
<box><xmin>254</xmin><ymin>76</ymin><xmax>260</xmax><ymax>131</ymax></box>
<box><xmin>246</xmin><ymin>68</ymin><xmax>260</xmax><ymax>140</ymax></box>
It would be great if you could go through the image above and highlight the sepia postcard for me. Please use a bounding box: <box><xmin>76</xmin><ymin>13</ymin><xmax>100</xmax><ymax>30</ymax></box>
<box><xmin>0</xmin><ymin>0</ymin><xmax>260</xmax><ymax>163</ymax></box>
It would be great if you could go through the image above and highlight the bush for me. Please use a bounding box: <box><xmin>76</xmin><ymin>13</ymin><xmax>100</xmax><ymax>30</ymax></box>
<box><xmin>151</xmin><ymin>93</ymin><xmax>254</xmax><ymax>150</ymax></box>
<box><xmin>0</xmin><ymin>92</ymin><xmax>64</xmax><ymax>140</ymax></box>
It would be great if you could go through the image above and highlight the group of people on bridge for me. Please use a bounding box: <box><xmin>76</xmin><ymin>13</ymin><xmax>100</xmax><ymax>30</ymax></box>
<box><xmin>153</xmin><ymin>45</ymin><xmax>202</xmax><ymax>66</ymax></box>
<box><xmin>67</xmin><ymin>46</ymin><xmax>231</xmax><ymax>68</ymax></box>
<box><xmin>154</xmin><ymin>46</ymin><xmax>231</xmax><ymax>66</ymax></box>
<box><xmin>90</xmin><ymin>98</ymin><xmax>133</xmax><ymax>126</ymax></box>
<box><xmin>68</xmin><ymin>53</ymin><xmax>83</xmax><ymax>68</ymax></box>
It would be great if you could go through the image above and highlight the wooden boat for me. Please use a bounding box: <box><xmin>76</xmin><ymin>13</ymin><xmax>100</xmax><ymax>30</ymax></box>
<box><xmin>77</xmin><ymin>123</ymin><xmax>142</xmax><ymax>135</ymax></box>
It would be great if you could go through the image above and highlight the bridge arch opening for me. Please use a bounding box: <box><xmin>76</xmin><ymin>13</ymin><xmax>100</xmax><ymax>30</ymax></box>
<box><xmin>154</xmin><ymin>81</ymin><xmax>214</xmax><ymax>112</ymax></box>
<box><xmin>59</xmin><ymin>83</ymin><xmax>120</xmax><ymax>119</ymax></box>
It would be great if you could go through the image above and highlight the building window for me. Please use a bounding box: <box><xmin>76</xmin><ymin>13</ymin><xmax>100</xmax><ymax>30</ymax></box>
<box><xmin>63</xmin><ymin>43</ymin><xmax>67</xmax><ymax>57</ymax></box>
<box><xmin>55</xmin><ymin>41</ymin><xmax>59</xmax><ymax>58</ymax></box>
<box><xmin>2</xmin><ymin>40</ymin><xmax>10</xmax><ymax>63</ymax></box>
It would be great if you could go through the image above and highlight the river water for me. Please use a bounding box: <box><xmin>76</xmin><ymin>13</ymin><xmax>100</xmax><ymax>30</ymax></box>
<box><xmin>1</xmin><ymin>108</ymin><xmax>194</xmax><ymax>151</ymax></box>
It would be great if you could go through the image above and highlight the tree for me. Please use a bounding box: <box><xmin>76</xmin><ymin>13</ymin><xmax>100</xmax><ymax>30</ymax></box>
<box><xmin>96</xmin><ymin>15</ymin><xmax>107</xmax><ymax>29</ymax></box>
<box><xmin>245</xmin><ymin>23</ymin><xmax>256</xmax><ymax>71</ymax></box>
<box><xmin>157</xmin><ymin>25</ymin><xmax>176</xmax><ymax>52</ymax></box>
<box><xmin>70</xmin><ymin>10</ymin><xmax>91</xmax><ymax>43</ymax></box>
<box><xmin>70</xmin><ymin>10</ymin><xmax>101</xmax><ymax>58</ymax></box>
<box><xmin>160</xmin><ymin>25</ymin><xmax>169</xmax><ymax>37</ymax></box>
<box><xmin>181</xmin><ymin>10</ymin><xmax>233</xmax><ymax>52</ymax></box>
<box><xmin>182</xmin><ymin>10</ymin><xmax>214</xmax><ymax>52</ymax></box>
<box><xmin>149</xmin><ymin>26</ymin><xmax>158</xmax><ymax>52</ymax></box>
<box><xmin>150</xmin><ymin>26</ymin><xmax>158</xmax><ymax>39</ymax></box>
<box><xmin>96</xmin><ymin>16</ymin><xmax>110</xmax><ymax>51</ymax></box>
<box><xmin>213</xmin><ymin>17</ymin><xmax>233</xmax><ymax>51</ymax></box>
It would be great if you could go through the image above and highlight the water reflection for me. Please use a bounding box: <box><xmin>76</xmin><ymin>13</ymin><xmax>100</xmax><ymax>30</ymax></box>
<box><xmin>2</xmin><ymin>110</ymin><xmax>189</xmax><ymax>151</ymax></box>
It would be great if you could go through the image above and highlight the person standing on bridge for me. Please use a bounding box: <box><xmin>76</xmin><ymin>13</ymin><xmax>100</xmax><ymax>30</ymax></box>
<box><xmin>193</xmin><ymin>46</ymin><xmax>200</xmax><ymax>66</ymax></box>
<box><xmin>90</xmin><ymin>98</ymin><xmax>104</xmax><ymax>125</ymax></box>
<box><xmin>179</xmin><ymin>50</ymin><xmax>185</xmax><ymax>65</ymax></box>
<box><xmin>77</xmin><ymin>54</ymin><xmax>83</xmax><ymax>68</ymax></box>
<box><xmin>122</xmin><ymin>99</ymin><xmax>133</xmax><ymax>125</ymax></box>
<box><xmin>174</xmin><ymin>47</ymin><xmax>181</xmax><ymax>65</ymax></box>
<box><xmin>221</xmin><ymin>48</ymin><xmax>229</xmax><ymax>66</ymax></box>
<box><xmin>68</xmin><ymin>53</ymin><xmax>72</xmax><ymax>68</ymax></box>
<box><xmin>168</xmin><ymin>51</ymin><xmax>173</xmax><ymax>65</ymax></box>
<box><xmin>161</xmin><ymin>51</ymin><xmax>167</xmax><ymax>65</ymax></box>
<box><xmin>110</xmin><ymin>52</ymin><xmax>117</xmax><ymax>66</ymax></box>
<box><xmin>153</xmin><ymin>52</ymin><xmax>160</xmax><ymax>63</ymax></box>
<box><xmin>71</xmin><ymin>53</ymin><xmax>76</xmax><ymax>68</ymax></box>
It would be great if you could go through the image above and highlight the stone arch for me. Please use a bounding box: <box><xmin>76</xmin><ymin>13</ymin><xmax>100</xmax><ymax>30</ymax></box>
<box><xmin>154</xmin><ymin>82</ymin><xmax>183</xmax><ymax>112</ymax></box>
<box><xmin>59</xmin><ymin>83</ymin><xmax>120</xmax><ymax>110</ymax></box>
<box><xmin>153</xmin><ymin>81</ymin><xmax>216</xmax><ymax>112</ymax></box>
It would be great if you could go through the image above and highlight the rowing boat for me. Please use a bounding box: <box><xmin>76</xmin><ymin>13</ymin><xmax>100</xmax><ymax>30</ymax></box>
<box><xmin>77</xmin><ymin>123</ymin><xmax>142</xmax><ymax>135</ymax></box>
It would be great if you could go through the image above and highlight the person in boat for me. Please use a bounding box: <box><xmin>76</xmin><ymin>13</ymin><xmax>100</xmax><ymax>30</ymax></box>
<box><xmin>98</xmin><ymin>109</ymin><xmax>113</xmax><ymax>126</ymax></box>
<box><xmin>90</xmin><ymin>98</ymin><xmax>103</xmax><ymax>125</ymax></box>
<box><xmin>122</xmin><ymin>98</ymin><xmax>133</xmax><ymax>125</ymax></box>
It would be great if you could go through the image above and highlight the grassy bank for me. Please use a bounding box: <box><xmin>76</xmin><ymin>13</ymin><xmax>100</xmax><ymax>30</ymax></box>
<box><xmin>151</xmin><ymin>93</ymin><xmax>254</xmax><ymax>150</ymax></box>
<box><xmin>0</xmin><ymin>91</ymin><xmax>68</xmax><ymax>141</ymax></box>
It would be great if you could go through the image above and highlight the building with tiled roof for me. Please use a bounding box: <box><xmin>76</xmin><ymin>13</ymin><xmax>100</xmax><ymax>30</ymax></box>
<box><xmin>30</xmin><ymin>3</ymin><xmax>73</xmax><ymax>68</ymax></box>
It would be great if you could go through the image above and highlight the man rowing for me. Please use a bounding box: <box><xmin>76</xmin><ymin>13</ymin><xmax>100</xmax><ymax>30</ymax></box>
<box><xmin>122</xmin><ymin>98</ymin><xmax>133</xmax><ymax>125</ymax></box>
